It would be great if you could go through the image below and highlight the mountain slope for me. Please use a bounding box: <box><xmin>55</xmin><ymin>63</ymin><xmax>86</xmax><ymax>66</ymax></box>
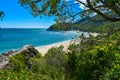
<box><xmin>47</xmin><ymin>17</ymin><xmax>110</xmax><ymax>32</ymax></box>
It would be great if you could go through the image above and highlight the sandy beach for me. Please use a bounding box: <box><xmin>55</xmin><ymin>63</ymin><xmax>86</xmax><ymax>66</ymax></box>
<box><xmin>0</xmin><ymin>33</ymin><xmax>98</xmax><ymax>69</ymax></box>
<box><xmin>35</xmin><ymin>32</ymin><xmax>99</xmax><ymax>56</ymax></box>
<box><xmin>36</xmin><ymin>40</ymin><xmax>72</xmax><ymax>56</ymax></box>
<box><xmin>0</xmin><ymin>40</ymin><xmax>72</xmax><ymax>69</ymax></box>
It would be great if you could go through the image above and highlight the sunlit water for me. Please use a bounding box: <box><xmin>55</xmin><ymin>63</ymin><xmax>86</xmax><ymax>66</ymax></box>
<box><xmin>0</xmin><ymin>28</ymin><xmax>88</xmax><ymax>54</ymax></box>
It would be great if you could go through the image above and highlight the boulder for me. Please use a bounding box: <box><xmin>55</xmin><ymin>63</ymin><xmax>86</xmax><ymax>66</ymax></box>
<box><xmin>2</xmin><ymin>50</ymin><xmax>18</xmax><ymax>57</ymax></box>
<box><xmin>13</xmin><ymin>45</ymin><xmax>40</xmax><ymax>69</ymax></box>
<box><xmin>18</xmin><ymin>45</ymin><xmax>39</xmax><ymax>58</ymax></box>
<box><xmin>0</xmin><ymin>45</ymin><xmax>40</xmax><ymax>69</ymax></box>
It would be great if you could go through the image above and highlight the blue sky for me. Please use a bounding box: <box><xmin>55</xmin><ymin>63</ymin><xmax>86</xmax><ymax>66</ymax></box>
<box><xmin>0</xmin><ymin>0</ymin><xmax>54</xmax><ymax>28</ymax></box>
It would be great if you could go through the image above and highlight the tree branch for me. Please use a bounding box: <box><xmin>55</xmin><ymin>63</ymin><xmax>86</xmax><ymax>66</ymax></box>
<box><xmin>99</xmin><ymin>0</ymin><xmax>120</xmax><ymax>15</ymax></box>
<box><xmin>86</xmin><ymin>0</ymin><xmax>120</xmax><ymax>21</ymax></box>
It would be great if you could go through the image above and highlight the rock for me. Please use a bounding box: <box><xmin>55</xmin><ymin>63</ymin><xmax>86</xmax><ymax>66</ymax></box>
<box><xmin>22</xmin><ymin>45</ymin><xmax>34</xmax><ymax>50</ymax></box>
<box><xmin>18</xmin><ymin>45</ymin><xmax>39</xmax><ymax>57</ymax></box>
<box><xmin>0</xmin><ymin>45</ymin><xmax>40</xmax><ymax>69</ymax></box>
<box><xmin>14</xmin><ymin>45</ymin><xmax>40</xmax><ymax>69</ymax></box>
<box><xmin>0</xmin><ymin>55</ymin><xmax>9</xmax><ymax>69</ymax></box>
<box><xmin>2</xmin><ymin>50</ymin><xmax>18</xmax><ymax>57</ymax></box>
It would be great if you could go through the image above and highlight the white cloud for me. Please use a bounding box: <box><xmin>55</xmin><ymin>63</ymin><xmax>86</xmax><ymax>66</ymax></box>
<box><xmin>66</xmin><ymin>0</ymin><xmax>71</xmax><ymax>1</ymax></box>
<box><xmin>66</xmin><ymin>0</ymin><xmax>88</xmax><ymax>9</ymax></box>
<box><xmin>74</xmin><ymin>0</ymin><xmax>88</xmax><ymax>10</ymax></box>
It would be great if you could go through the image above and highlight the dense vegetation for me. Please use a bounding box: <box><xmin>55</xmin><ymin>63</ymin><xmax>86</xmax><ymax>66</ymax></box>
<box><xmin>47</xmin><ymin>17</ymin><xmax>110</xmax><ymax>32</ymax></box>
<box><xmin>0</xmin><ymin>21</ymin><xmax>120</xmax><ymax>80</ymax></box>
<box><xmin>0</xmin><ymin>0</ymin><xmax>120</xmax><ymax>79</ymax></box>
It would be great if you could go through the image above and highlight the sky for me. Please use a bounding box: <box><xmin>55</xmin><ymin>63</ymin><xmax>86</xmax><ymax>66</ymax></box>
<box><xmin>0</xmin><ymin>0</ymin><xmax>55</xmax><ymax>28</ymax></box>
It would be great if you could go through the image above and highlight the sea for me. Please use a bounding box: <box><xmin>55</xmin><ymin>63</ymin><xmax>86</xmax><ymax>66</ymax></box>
<box><xmin>0</xmin><ymin>28</ymin><xmax>88</xmax><ymax>54</ymax></box>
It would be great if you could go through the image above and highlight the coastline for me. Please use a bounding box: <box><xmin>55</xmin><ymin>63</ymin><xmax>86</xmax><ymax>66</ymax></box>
<box><xmin>36</xmin><ymin>40</ymin><xmax>72</xmax><ymax>56</ymax></box>
<box><xmin>0</xmin><ymin>29</ymin><xmax>78</xmax><ymax>54</ymax></box>
<box><xmin>35</xmin><ymin>33</ymin><xmax>98</xmax><ymax>56</ymax></box>
<box><xmin>0</xmin><ymin>40</ymin><xmax>72</xmax><ymax>69</ymax></box>
<box><xmin>0</xmin><ymin>32</ymin><xmax>98</xmax><ymax>55</ymax></box>
<box><xmin>35</xmin><ymin>32</ymin><xmax>98</xmax><ymax>56</ymax></box>
<box><xmin>0</xmin><ymin>32</ymin><xmax>98</xmax><ymax>69</ymax></box>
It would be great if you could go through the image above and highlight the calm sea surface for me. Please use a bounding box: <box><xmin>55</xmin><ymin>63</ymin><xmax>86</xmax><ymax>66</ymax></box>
<box><xmin>0</xmin><ymin>28</ymin><xmax>87</xmax><ymax>54</ymax></box>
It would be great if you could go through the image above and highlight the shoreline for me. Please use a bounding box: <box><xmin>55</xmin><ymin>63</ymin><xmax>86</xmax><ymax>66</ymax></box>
<box><xmin>35</xmin><ymin>32</ymin><xmax>99</xmax><ymax>56</ymax></box>
<box><xmin>36</xmin><ymin>40</ymin><xmax>72</xmax><ymax>56</ymax></box>
<box><xmin>0</xmin><ymin>40</ymin><xmax>72</xmax><ymax>69</ymax></box>
<box><xmin>36</xmin><ymin>32</ymin><xmax>98</xmax><ymax>56</ymax></box>
<box><xmin>0</xmin><ymin>32</ymin><xmax>98</xmax><ymax>55</ymax></box>
<box><xmin>0</xmin><ymin>39</ymin><xmax>73</xmax><ymax>55</ymax></box>
<box><xmin>0</xmin><ymin>32</ymin><xmax>98</xmax><ymax>69</ymax></box>
<box><xmin>0</xmin><ymin>30</ymin><xmax>78</xmax><ymax>55</ymax></box>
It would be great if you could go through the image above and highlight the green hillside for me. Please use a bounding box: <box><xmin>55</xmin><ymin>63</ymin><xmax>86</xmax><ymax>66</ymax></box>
<box><xmin>47</xmin><ymin>17</ymin><xmax>110</xmax><ymax>32</ymax></box>
<box><xmin>0</xmin><ymin>22</ymin><xmax>120</xmax><ymax>80</ymax></box>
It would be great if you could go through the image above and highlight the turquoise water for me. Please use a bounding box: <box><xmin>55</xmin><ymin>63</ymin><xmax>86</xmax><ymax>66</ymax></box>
<box><xmin>0</xmin><ymin>28</ymin><xmax>80</xmax><ymax>54</ymax></box>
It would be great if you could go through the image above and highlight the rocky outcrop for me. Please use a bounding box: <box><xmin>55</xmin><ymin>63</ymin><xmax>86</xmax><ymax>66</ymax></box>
<box><xmin>0</xmin><ymin>50</ymin><xmax>17</xmax><ymax>69</ymax></box>
<box><xmin>17</xmin><ymin>45</ymin><xmax>40</xmax><ymax>69</ymax></box>
<box><xmin>0</xmin><ymin>45</ymin><xmax>39</xmax><ymax>69</ymax></box>
<box><xmin>2</xmin><ymin>50</ymin><xmax>18</xmax><ymax>57</ymax></box>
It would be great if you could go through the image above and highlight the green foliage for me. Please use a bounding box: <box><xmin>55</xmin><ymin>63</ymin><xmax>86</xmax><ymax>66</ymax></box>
<box><xmin>65</xmin><ymin>22</ymin><xmax>120</xmax><ymax>79</ymax></box>
<box><xmin>19</xmin><ymin>0</ymin><xmax>120</xmax><ymax>22</ymax></box>
<box><xmin>102</xmin><ymin>21</ymin><xmax>120</xmax><ymax>34</ymax></box>
<box><xmin>47</xmin><ymin>17</ymin><xmax>109</xmax><ymax>32</ymax></box>
<box><xmin>47</xmin><ymin>22</ymin><xmax>72</xmax><ymax>31</ymax></box>
<box><xmin>0</xmin><ymin>47</ymin><xmax>66</xmax><ymax>80</ymax></box>
<box><xmin>0</xmin><ymin>22</ymin><xmax>120</xmax><ymax>80</ymax></box>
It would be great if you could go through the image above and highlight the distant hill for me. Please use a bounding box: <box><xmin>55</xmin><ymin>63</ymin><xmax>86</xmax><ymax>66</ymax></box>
<box><xmin>47</xmin><ymin>17</ymin><xmax>110</xmax><ymax>32</ymax></box>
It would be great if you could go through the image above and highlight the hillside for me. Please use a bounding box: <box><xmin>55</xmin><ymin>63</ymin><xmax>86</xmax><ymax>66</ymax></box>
<box><xmin>47</xmin><ymin>17</ymin><xmax>110</xmax><ymax>32</ymax></box>
<box><xmin>0</xmin><ymin>22</ymin><xmax>120</xmax><ymax>80</ymax></box>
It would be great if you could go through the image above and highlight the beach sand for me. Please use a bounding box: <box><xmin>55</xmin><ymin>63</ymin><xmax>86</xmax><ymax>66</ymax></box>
<box><xmin>35</xmin><ymin>32</ymin><xmax>98</xmax><ymax>56</ymax></box>
<box><xmin>0</xmin><ymin>40</ymin><xmax>72</xmax><ymax>69</ymax></box>
<box><xmin>0</xmin><ymin>33</ymin><xmax>98</xmax><ymax>69</ymax></box>
<box><xmin>36</xmin><ymin>40</ymin><xmax>72</xmax><ymax>56</ymax></box>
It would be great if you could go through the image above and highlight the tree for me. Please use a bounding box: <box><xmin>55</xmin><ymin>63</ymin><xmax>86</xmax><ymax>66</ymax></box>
<box><xmin>19</xmin><ymin>0</ymin><xmax>120</xmax><ymax>22</ymax></box>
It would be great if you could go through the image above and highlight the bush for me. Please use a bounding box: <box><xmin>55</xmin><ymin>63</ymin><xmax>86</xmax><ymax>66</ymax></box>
<box><xmin>0</xmin><ymin>22</ymin><xmax>120</xmax><ymax>80</ymax></box>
